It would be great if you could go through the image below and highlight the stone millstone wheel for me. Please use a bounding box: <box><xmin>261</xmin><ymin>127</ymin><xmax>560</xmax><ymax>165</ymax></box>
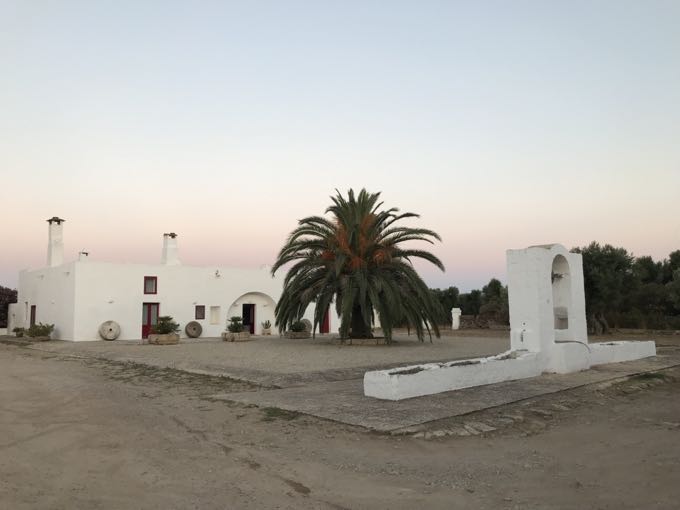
<box><xmin>301</xmin><ymin>319</ymin><xmax>312</xmax><ymax>332</ymax></box>
<box><xmin>185</xmin><ymin>321</ymin><xmax>202</xmax><ymax>338</ymax></box>
<box><xmin>99</xmin><ymin>320</ymin><xmax>121</xmax><ymax>341</ymax></box>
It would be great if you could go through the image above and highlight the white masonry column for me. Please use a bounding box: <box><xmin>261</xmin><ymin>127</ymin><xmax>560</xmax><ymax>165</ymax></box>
<box><xmin>161</xmin><ymin>233</ymin><xmax>181</xmax><ymax>265</ymax></box>
<box><xmin>47</xmin><ymin>216</ymin><xmax>65</xmax><ymax>267</ymax></box>
<box><xmin>451</xmin><ymin>308</ymin><xmax>462</xmax><ymax>330</ymax></box>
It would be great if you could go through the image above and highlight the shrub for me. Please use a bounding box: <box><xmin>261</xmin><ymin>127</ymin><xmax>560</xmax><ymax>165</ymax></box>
<box><xmin>151</xmin><ymin>316</ymin><xmax>180</xmax><ymax>334</ymax></box>
<box><xmin>261</xmin><ymin>320</ymin><xmax>271</xmax><ymax>329</ymax></box>
<box><xmin>27</xmin><ymin>323</ymin><xmax>54</xmax><ymax>338</ymax></box>
<box><xmin>227</xmin><ymin>316</ymin><xmax>244</xmax><ymax>333</ymax></box>
<box><xmin>666</xmin><ymin>315</ymin><xmax>680</xmax><ymax>330</ymax></box>
<box><xmin>290</xmin><ymin>320</ymin><xmax>306</xmax><ymax>332</ymax></box>
<box><xmin>13</xmin><ymin>327</ymin><xmax>24</xmax><ymax>337</ymax></box>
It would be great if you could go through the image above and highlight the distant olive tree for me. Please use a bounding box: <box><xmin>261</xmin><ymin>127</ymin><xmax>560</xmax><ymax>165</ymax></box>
<box><xmin>458</xmin><ymin>290</ymin><xmax>482</xmax><ymax>316</ymax></box>
<box><xmin>571</xmin><ymin>242</ymin><xmax>636</xmax><ymax>334</ymax></box>
<box><xmin>429</xmin><ymin>245</ymin><xmax>680</xmax><ymax>332</ymax></box>
<box><xmin>479</xmin><ymin>278</ymin><xmax>509</xmax><ymax>325</ymax></box>
<box><xmin>429</xmin><ymin>286</ymin><xmax>460</xmax><ymax>324</ymax></box>
<box><xmin>0</xmin><ymin>286</ymin><xmax>18</xmax><ymax>329</ymax></box>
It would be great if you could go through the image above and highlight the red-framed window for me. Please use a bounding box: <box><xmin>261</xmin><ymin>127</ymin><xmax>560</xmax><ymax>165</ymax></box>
<box><xmin>195</xmin><ymin>305</ymin><xmax>205</xmax><ymax>320</ymax></box>
<box><xmin>144</xmin><ymin>276</ymin><xmax>157</xmax><ymax>294</ymax></box>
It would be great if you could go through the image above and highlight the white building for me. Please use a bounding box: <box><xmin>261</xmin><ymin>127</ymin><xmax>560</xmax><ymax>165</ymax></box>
<box><xmin>8</xmin><ymin>217</ymin><xmax>337</xmax><ymax>341</ymax></box>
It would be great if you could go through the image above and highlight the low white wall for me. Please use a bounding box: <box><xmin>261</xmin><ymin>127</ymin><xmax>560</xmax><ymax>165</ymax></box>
<box><xmin>364</xmin><ymin>352</ymin><xmax>541</xmax><ymax>401</ymax></box>
<box><xmin>544</xmin><ymin>342</ymin><xmax>591</xmax><ymax>374</ymax></box>
<box><xmin>364</xmin><ymin>340</ymin><xmax>659</xmax><ymax>400</ymax></box>
<box><xmin>590</xmin><ymin>341</ymin><xmax>657</xmax><ymax>366</ymax></box>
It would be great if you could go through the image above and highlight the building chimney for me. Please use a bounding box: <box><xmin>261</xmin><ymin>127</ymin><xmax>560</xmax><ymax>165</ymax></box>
<box><xmin>161</xmin><ymin>233</ymin><xmax>180</xmax><ymax>265</ymax></box>
<box><xmin>47</xmin><ymin>217</ymin><xmax>65</xmax><ymax>267</ymax></box>
<box><xmin>78</xmin><ymin>251</ymin><xmax>89</xmax><ymax>262</ymax></box>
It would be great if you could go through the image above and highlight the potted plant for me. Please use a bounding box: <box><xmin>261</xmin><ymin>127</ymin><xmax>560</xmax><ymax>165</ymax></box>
<box><xmin>148</xmin><ymin>316</ymin><xmax>180</xmax><ymax>345</ymax></box>
<box><xmin>222</xmin><ymin>316</ymin><xmax>251</xmax><ymax>342</ymax></box>
<box><xmin>285</xmin><ymin>320</ymin><xmax>311</xmax><ymax>339</ymax></box>
<box><xmin>13</xmin><ymin>327</ymin><xmax>25</xmax><ymax>338</ymax></box>
<box><xmin>26</xmin><ymin>323</ymin><xmax>54</xmax><ymax>342</ymax></box>
<box><xmin>261</xmin><ymin>320</ymin><xmax>272</xmax><ymax>336</ymax></box>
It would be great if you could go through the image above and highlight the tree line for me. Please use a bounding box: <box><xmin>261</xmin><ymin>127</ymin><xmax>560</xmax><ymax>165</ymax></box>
<box><xmin>430</xmin><ymin>243</ymin><xmax>680</xmax><ymax>333</ymax></box>
<box><xmin>0</xmin><ymin>286</ymin><xmax>18</xmax><ymax>328</ymax></box>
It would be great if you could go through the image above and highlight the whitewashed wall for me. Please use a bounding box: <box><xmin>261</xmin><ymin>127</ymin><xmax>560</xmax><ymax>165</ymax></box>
<box><xmin>15</xmin><ymin>260</ymin><xmax>340</xmax><ymax>341</ymax></box>
<box><xmin>72</xmin><ymin>262</ymin><xmax>286</xmax><ymax>341</ymax></box>
<box><xmin>15</xmin><ymin>263</ymin><xmax>77</xmax><ymax>339</ymax></box>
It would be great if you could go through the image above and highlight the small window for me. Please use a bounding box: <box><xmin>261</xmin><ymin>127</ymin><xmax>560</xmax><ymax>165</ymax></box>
<box><xmin>195</xmin><ymin>305</ymin><xmax>205</xmax><ymax>320</ymax></box>
<box><xmin>210</xmin><ymin>306</ymin><xmax>221</xmax><ymax>325</ymax></box>
<box><xmin>144</xmin><ymin>276</ymin><xmax>157</xmax><ymax>294</ymax></box>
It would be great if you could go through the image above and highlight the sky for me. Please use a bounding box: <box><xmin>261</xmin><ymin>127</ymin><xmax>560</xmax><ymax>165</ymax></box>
<box><xmin>1</xmin><ymin>0</ymin><xmax>679</xmax><ymax>291</ymax></box>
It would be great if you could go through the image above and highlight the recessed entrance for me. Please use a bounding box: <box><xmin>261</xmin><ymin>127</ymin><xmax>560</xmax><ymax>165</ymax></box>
<box><xmin>142</xmin><ymin>302</ymin><xmax>159</xmax><ymax>339</ymax></box>
<box><xmin>242</xmin><ymin>303</ymin><xmax>255</xmax><ymax>334</ymax></box>
<box><xmin>229</xmin><ymin>292</ymin><xmax>276</xmax><ymax>335</ymax></box>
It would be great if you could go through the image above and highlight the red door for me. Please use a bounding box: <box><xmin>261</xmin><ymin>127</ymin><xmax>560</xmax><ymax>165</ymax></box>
<box><xmin>30</xmin><ymin>305</ymin><xmax>36</xmax><ymax>327</ymax></box>
<box><xmin>320</xmin><ymin>306</ymin><xmax>330</xmax><ymax>334</ymax></box>
<box><xmin>142</xmin><ymin>303</ymin><xmax>159</xmax><ymax>338</ymax></box>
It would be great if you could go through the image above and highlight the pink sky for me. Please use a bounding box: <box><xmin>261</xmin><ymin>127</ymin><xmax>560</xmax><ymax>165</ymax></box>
<box><xmin>2</xmin><ymin>175</ymin><xmax>678</xmax><ymax>292</ymax></box>
<box><xmin>2</xmin><ymin>1</ymin><xmax>679</xmax><ymax>290</ymax></box>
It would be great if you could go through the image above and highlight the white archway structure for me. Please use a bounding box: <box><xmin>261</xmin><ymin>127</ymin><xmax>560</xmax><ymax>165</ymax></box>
<box><xmin>365</xmin><ymin>244</ymin><xmax>656</xmax><ymax>400</ymax></box>
<box><xmin>507</xmin><ymin>244</ymin><xmax>590</xmax><ymax>372</ymax></box>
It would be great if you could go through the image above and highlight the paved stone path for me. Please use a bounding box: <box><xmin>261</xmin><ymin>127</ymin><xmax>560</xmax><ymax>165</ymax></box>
<box><xmin>213</xmin><ymin>352</ymin><xmax>680</xmax><ymax>431</ymax></box>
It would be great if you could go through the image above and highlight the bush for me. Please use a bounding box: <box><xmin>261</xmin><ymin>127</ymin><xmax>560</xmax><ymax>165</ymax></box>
<box><xmin>151</xmin><ymin>316</ymin><xmax>180</xmax><ymax>334</ymax></box>
<box><xmin>0</xmin><ymin>285</ymin><xmax>17</xmax><ymax>328</ymax></box>
<box><xmin>27</xmin><ymin>323</ymin><xmax>54</xmax><ymax>338</ymax></box>
<box><xmin>261</xmin><ymin>320</ymin><xmax>271</xmax><ymax>329</ymax></box>
<box><xmin>666</xmin><ymin>315</ymin><xmax>680</xmax><ymax>330</ymax></box>
<box><xmin>290</xmin><ymin>320</ymin><xmax>306</xmax><ymax>332</ymax></box>
<box><xmin>13</xmin><ymin>327</ymin><xmax>24</xmax><ymax>337</ymax></box>
<box><xmin>615</xmin><ymin>309</ymin><xmax>644</xmax><ymax>329</ymax></box>
<box><xmin>227</xmin><ymin>316</ymin><xmax>244</xmax><ymax>333</ymax></box>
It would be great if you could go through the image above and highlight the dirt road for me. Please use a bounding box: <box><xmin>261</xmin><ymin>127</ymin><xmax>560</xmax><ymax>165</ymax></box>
<box><xmin>1</xmin><ymin>344</ymin><xmax>678</xmax><ymax>509</ymax></box>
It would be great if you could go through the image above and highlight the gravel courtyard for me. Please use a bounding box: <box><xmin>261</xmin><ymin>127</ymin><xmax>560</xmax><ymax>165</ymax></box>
<box><xmin>24</xmin><ymin>330</ymin><xmax>510</xmax><ymax>386</ymax></box>
<box><xmin>1</xmin><ymin>341</ymin><xmax>679</xmax><ymax>509</ymax></box>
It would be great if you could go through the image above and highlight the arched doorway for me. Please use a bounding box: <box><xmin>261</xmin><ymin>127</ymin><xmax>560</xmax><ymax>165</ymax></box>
<box><xmin>228</xmin><ymin>292</ymin><xmax>276</xmax><ymax>335</ymax></box>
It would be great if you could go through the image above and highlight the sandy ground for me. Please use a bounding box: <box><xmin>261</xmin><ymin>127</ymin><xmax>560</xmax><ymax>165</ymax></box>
<box><xmin>1</xmin><ymin>342</ymin><xmax>679</xmax><ymax>509</ymax></box>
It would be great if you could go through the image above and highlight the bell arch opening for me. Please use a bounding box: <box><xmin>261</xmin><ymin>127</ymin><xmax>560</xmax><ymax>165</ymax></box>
<box><xmin>551</xmin><ymin>254</ymin><xmax>572</xmax><ymax>333</ymax></box>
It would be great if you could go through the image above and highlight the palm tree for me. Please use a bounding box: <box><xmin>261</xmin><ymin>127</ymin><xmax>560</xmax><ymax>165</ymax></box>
<box><xmin>271</xmin><ymin>189</ymin><xmax>445</xmax><ymax>343</ymax></box>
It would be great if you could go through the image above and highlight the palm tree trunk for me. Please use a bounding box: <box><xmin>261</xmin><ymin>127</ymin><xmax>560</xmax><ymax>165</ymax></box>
<box><xmin>350</xmin><ymin>306</ymin><xmax>373</xmax><ymax>338</ymax></box>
